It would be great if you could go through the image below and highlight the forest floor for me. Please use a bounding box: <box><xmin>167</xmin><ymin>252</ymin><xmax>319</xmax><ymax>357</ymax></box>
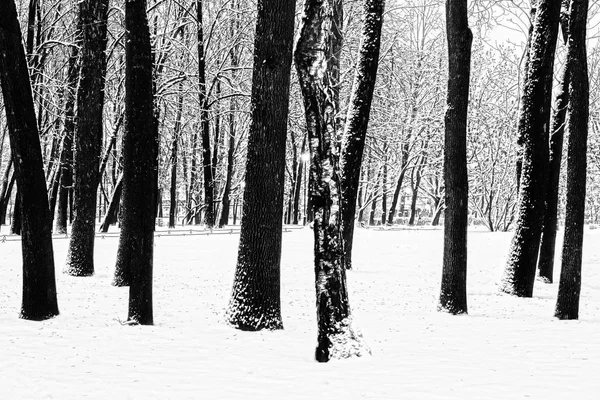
<box><xmin>1</xmin><ymin>225</ymin><xmax>599</xmax><ymax>399</ymax></box>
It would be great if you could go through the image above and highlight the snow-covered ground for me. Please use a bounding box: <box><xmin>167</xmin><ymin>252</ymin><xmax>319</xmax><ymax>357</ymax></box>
<box><xmin>1</xmin><ymin>226</ymin><xmax>599</xmax><ymax>399</ymax></box>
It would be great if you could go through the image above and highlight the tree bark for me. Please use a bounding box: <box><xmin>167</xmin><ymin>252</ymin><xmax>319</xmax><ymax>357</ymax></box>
<box><xmin>117</xmin><ymin>0</ymin><xmax>155</xmax><ymax>325</ymax></box>
<box><xmin>55</xmin><ymin>46</ymin><xmax>79</xmax><ymax>234</ymax></box>
<box><xmin>65</xmin><ymin>0</ymin><xmax>109</xmax><ymax>277</ymax></box>
<box><xmin>99</xmin><ymin>174</ymin><xmax>122</xmax><ymax>233</ymax></box>
<box><xmin>169</xmin><ymin>85</ymin><xmax>184</xmax><ymax>229</ymax></box>
<box><xmin>500</xmin><ymin>0</ymin><xmax>560</xmax><ymax>297</ymax></box>
<box><xmin>0</xmin><ymin>0</ymin><xmax>59</xmax><ymax>320</ymax></box>
<box><xmin>197</xmin><ymin>0</ymin><xmax>215</xmax><ymax>228</ymax></box>
<box><xmin>537</xmin><ymin>1</ymin><xmax>572</xmax><ymax>284</ymax></box>
<box><xmin>225</xmin><ymin>0</ymin><xmax>295</xmax><ymax>331</ymax></box>
<box><xmin>438</xmin><ymin>0</ymin><xmax>472</xmax><ymax>315</ymax></box>
<box><xmin>295</xmin><ymin>0</ymin><xmax>371</xmax><ymax>362</ymax></box>
<box><xmin>555</xmin><ymin>0</ymin><xmax>588</xmax><ymax>320</ymax></box>
<box><xmin>339</xmin><ymin>0</ymin><xmax>384</xmax><ymax>269</ymax></box>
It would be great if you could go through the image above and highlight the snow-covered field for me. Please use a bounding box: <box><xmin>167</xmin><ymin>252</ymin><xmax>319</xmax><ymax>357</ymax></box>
<box><xmin>1</xmin><ymin>226</ymin><xmax>599</xmax><ymax>399</ymax></box>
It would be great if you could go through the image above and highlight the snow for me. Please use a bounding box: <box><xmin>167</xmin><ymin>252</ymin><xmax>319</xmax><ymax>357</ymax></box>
<box><xmin>1</xmin><ymin>226</ymin><xmax>600</xmax><ymax>399</ymax></box>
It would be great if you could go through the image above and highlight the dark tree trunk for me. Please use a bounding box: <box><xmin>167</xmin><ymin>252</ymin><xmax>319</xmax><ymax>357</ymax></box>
<box><xmin>197</xmin><ymin>0</ymin><xmax>215</xmax><ymax>228</ymax></box>
<box><xmin>225</xmin><ymin>0</ymin><xmax>295</xmax><ymax>331</ymax></box>
<box><xmin>293</xmin><ymin>136</ymin><xmax>307</xmax><ymax>225</ymax></box>
<box><xmin>500</xmin><ymin>0</ymin><xmax>560</xmax><ymax>297</ymax></box>
<box><xmin>55</xmin><ymin>47</ymin><xmax>78</xmax><ymax>234</ymax></box>
<box><xmin>295</xmin><ymin>0</ymin><xmax>371</xmax><ymax>363</ymax></box>
<box><xmin>169</xmin><ymin>85</ymin><xmax>184</xmax><ymax>229</ymax></box>
<box><xmin>537</xmin><ymin>1</ymin><xmax>572</xmax><ymax>284</ymax></box>
<box><xmin>0</xmin><ymin>0</ymin><xmax>59</xmax><ymax>320</ymax></box>
<box><xmin>339</xmin><ymin>0</ymin><xmax>384</xmax><ymax>269</ymax></box>
<box><xmin>11</xmin><ymin>189</ymin><xmax>21</xmax><ymax>235</ymax></box>
<box><xmin>99</xmin><ymin>174</ymin><xmax>122</xmax><ymax>233</ymax></box>
<box><xmin>218</xmin><ymin>98</ymin><xmax>236</xmax><ymax>228</ymax></box>
<box><xmin>218</xmin><ymin>3</ymin><xmax>240</xmax><ymax>228</ymax></box>
<box><xmin>65</xmin><ymin>0</ymin><xmax>109</xmax><ymax>277</ymax></box>
<box><xmin>408</xmin><ymin>165</ymin><xmax>422</xmax><ymax>226</ymax></box>
<box><xmin>381</xmin><ymin>146</ymin><xmax>388</xmax><ymax>225</ymax></box>
<box><xmin>555</xmin><ymin>0</ymin><xmax>588</xmax><ymax>320</ymax></box>
<box><xmin>116</xmin><ymin>0</ymin><xmax>155</xmax><ymax>325</ymax></box>
<box><xmin>438</xmin><ymin>0</ymin><xmax>472</xmax><ymax>315</ymax></box>
<box><xmin>0</xmin><ymin>158</ymin><xmax>15</xmax><ymax>225</ymax></box>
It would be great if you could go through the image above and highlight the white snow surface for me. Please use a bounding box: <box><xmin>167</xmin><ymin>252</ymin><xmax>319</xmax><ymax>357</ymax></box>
<box><xmin>1</xmin><ymin>227</ymin><xmax>600</xmax><ymax>399</ymax></box>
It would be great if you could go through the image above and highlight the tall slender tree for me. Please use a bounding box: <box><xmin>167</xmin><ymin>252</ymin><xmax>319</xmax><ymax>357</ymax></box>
<box><xmin>339</xmin><ymin>0</ymin><xmax>385</xmax><ymax>270</ymax></box>
<box><xmin>119</xmin><ymin>0</ymin><xmax>155</xmax><ymax>325</ymax></box>
<box><xmin>0</xmin><ymin>0</ymin><xmax>59</xmax><ymax>320</ymax></box>
<box><xmin>65</xmin><ymin>0</ymin><xmax>110</xmax><ymax>276</ymax></box>
<box><xmin>500</xmin><ymin>0</ymin><xmax>560</xmax><ymax>297</ymax></box>
<box><xmin>197</xmin><ymin>0</ymin><xmax>215</xmax><ymax>228</ymax></box>
<box><xmin>537</xmin><ymin>0</ymin><xmax>572</xmax><ymax>283</ymax></box>
<box><xmin>438</xmin><ymin>0</ymin><xmax>472</xmax><ymax>315</ymax></box>
<box><xmin>55</xmin><ymin>46</ymin><xmax>79</xmax><ymax>234</ymax></box>
<box><xmin>225</xmin><ymin>0</ymin><xmax>296</xmax><ymax>331</ymax></box>
<box><xmin>555</xmin><ymin>0</ymin><xmax>588</xmax><ymax>320</ymax></box>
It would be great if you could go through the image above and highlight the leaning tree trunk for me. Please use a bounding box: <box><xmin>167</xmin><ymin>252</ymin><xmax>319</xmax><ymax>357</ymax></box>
<box><xmin>99</xmin><ymin>174</ymin><xmax>122</xmax><ymax>233</ymax></box>
<box><xmin>225</xmin><ymin>0</ymin><xmax>295</xmax><ymax>331</ymax></box>
<box><xmin>292</xmin><ymin>136</ymin><xmax>307</xmax><ymax>225</ymax></box>
<box><xmin>500</xmin><ymin>0</ymin><xmax>560</xmax><ymax>297</ymax></box>
<box><xmin>555</xmin><ymin>0</ymin><xmax>588</xmax><ymax>320</ymax></box>
<box><xmin>295</xmin><ymin>0</ymin><xmax>372</xmax><ymax>363</ymax></box>
<box><xmin>0</xmin><ymin>0</ymin><xmax>59</xmax><ymax>320</ymax></box>
<box><xmin>537</xmin><ymin>0</ymin><xmax>572</xmax><ymax>284</ymax></box>
<box><xmin>65</xmin><ymin>0</ymin><xmax>109</xmax><ymax>277</ymax></box>
<box><xmin>118</xmin><ymin>0</ymin><xmax>155</xmax><ymax>325</ymax></box>
<box><xmin>438</xmin><ymin>0</ymin><xmax>472</xmax><ymax>315</ymax></box>
<box><xmin>339</xmin><ymin>0</ymin><xmax>384</xmax><ymax>269</ymax></box>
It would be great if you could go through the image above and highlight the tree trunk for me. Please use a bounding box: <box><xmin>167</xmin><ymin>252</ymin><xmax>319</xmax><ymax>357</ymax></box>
<box><xmin>99</xmin><ymin>174</ymin><xmax>123</xmax><ymax>233</ymax></box>
<box><xmin>295</xmin><ymin>0</ymin><xmax>371</xmax><ymax>363</ymax></box>
<box><xmin>500</xmin><ymin>0</ymin><xmax>560</xmax><ymax>297</ymax></box>
<box><xmin>169</xmin><ymin>85</ymin><xmax>184</xmax><ymax>229</ymax></box>
<box><xmin>197</xmin><ymin>0</ymin><xmax>214</xmax><ymax>228</ymax></box>
<box><xmin>555</xmin><ymin>0</ymin><xmax>588</xmax><ymax>320</ymax></box>
<box><xmin>408</xmin><ymin>165</ymin><xmax>422</xmax><ymax>226</ymax></box>
<box><xmin>55</xmin><ymin>46</ymin><xmax>78</xmax><ymax>234</ymax></box>
<box><xmin>11</xmin><ymin>188</ymin><xmax>21</xmax><ymax>235</ymax></box>
<box><xmin>0</xmin><ymin>158</ymin><xmax>15</xmax><ymax>225</ymax></box>
<box><xmin>117</xmin><ymin>0</ymin><xmax>155</xmax><ymax>325</ymax></box>
<box><xmin>65</xmin><ymin>0</ymin><xmax>109</xmax><ymax>277</ymax></box>
<box><xmin>339</xmin><ymin>0</ymin><xmax>384</xmax><ymax>269</ymax></box>
<box><xmin>438</xmin><ymin>0</ymin><xmax>472</xmax><ymax>315</ymax></box>
<box><xmin>225</xmin><ymin>0</ymin><xmax>295</xmax><ymax>331</ymax></box>
<box><xmin>218</xmin><ymin>10</ymin><xmax>240</xmax><ymax>228</ymax></box>
<box><xmin>293</xmin><ymin>136</ymin><xmax>307</xmax><ymax>225</ymax></box>
<box><xmin>0</xmin><ymin>0</ymin><xmax>59</xmax><ymax>320</ymax></box>
<box><xmin>537</xmin><ymin>1</ymin><xmax>572</xmax><ymax>284</ymax></box>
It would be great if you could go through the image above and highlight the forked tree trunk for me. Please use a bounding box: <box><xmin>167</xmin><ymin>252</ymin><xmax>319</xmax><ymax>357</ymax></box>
<box><xmin>500</xmin><ymin>0</ymin><xmax>560</xmax><ymax>297</ymax></box>
<box><xmin>438</xmin><ymin>0</ymin><xmax>472</xmax><ymax>315</ymax></box>
<box><xmin>0</xmin><ymin>0</ymin><xmax>59</xmax><ymax>320</ymax></box>
<box><xmin>118</xmin><ymin>0</ymin><xmax>155</xmax><ymax>325</ymax></box>
<box><xmin>65</xmin><ymin>0</ymin><xmax>109</xmax><ymax>277</ymax></box>
<box><xmin>537</xmin><ymin>1</ymin><xmax>571</xmax><ymax>284</ymax></box>
<box><xmin>225</xmin><ymin>0</ymin><xmax>295</xmax><ymax>331</ymax></box>
<box><xmin>555</xmin><ymin>0</ymin><xmax>588</xmax><ymax>320</ymax></box>
<box><xmin>295</xmin><ymin>0</ymin><xmax>371</xmax><ymax>363</ymax></box>
<box><xmin>339</xmin><ymin>0</ymin><xmax>384</xmax><ymax>269</ymax></box>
